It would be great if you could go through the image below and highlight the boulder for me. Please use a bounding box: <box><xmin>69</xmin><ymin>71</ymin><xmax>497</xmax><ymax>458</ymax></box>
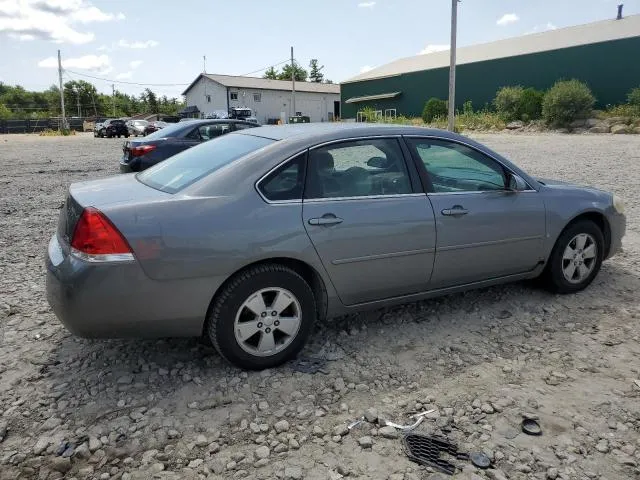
<box><xmin>569</xmin><ymin>119</ymin><xmax>586</xmax><ymax>128</ymax></box>
<box><xmin>611</xmin><ymin>124</ymin><xmax>630</xmax><ymax>134</ymax></box>
<box><xmin>585</xmin><ymin>118</ymin><xmax>603</xmax><ymax>128</ymax></box>
<box><xmin>589</xmin><ymin>126</ymin><xmax>610</xmax><ymax>133</ymax></box>
<box><xmin>506</xmin><ymin>120</ymin><xmax>524</xmax><ymax>130</ymax></box>
<box><xmin>633</xmin><ymin>127</ymin><xmax>640</xmax><ymax>134</ymax></box>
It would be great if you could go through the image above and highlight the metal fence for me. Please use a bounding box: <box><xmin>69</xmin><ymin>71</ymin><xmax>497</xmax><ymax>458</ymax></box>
<box><xmin>0</xmin><ymin>117</ymin><xmax>93</xmax><ymax>134</ymax></box>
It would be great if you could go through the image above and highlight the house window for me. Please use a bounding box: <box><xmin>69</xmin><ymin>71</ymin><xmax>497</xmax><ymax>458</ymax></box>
<box><xmin>253</xmin><ymin>93</ymin><xmax>261</xmax><ymax>102</ymax></box>
<box><xmin>230</xmin><ymin>92</ymin><xmax>238</xmax><ymax>101</ymax></box>
<box><xmin>206</xmin><ymin>95</ymin><xmax>211</xmax><ymax>103</ymax></box>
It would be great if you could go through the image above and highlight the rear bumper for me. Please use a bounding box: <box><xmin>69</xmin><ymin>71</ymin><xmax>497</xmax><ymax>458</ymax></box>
<box><xmin>45</xmin><ymin>234</ymin><xmax>210</xmax><ymax>338</ymax></box>
<box><xmin>119</xmin><ymin>160</ymin><xmax>135</xmax><ymax>173</ymax></box>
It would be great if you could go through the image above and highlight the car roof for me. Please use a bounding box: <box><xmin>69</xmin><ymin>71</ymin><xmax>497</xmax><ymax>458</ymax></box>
<box><xmin>234</xmin><ymin>122</ymin><xmax>460</xmax><ymax>141</ymax></box>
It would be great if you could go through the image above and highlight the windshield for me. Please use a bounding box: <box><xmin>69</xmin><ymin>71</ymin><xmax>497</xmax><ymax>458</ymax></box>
<box><xmin>137</xmin><ymin>133</ymin><xmax>275</xmax><ymax>193</ymax></box>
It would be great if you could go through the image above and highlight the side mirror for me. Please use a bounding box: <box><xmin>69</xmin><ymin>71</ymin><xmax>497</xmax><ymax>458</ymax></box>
<box><xmin>508</xmin><ymin>173</ymin><xmax>528</xmax><ymax>192</ymax></box>
<box><xmin>366</xmin><ymin>156</ymin><xmax>391</xmax><ymax>169</ymax></box>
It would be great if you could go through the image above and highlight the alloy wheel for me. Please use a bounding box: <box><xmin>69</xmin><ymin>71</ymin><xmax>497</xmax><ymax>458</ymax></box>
<box><xmin>234</xmin><ymin>287</ymin><xmax>302</xmax><ymax>357</ymax></box>
<box><xmin>562</xmin><ymin>233</ymin><xmax>597</xmax><ymax>284</ymax></box>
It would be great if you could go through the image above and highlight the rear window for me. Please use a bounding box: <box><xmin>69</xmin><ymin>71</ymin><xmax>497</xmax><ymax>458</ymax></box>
<box><xmin>137</xmin><ymin>133</ymin><xmax>274</xmax><ymax>193</ymax></box>
<box><xmin>143</xmin><ymin>122</ymin><xmax>188</xmax><ymax>140</ymax></box>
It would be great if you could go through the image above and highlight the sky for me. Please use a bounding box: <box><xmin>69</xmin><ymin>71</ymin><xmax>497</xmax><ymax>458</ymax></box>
<box><xmin>0</xmin><ymin>0</ymin><xmax>638</xmax><ymax>99</ymax></box>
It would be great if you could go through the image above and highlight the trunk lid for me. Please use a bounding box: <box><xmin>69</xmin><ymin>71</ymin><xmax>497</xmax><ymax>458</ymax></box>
<box><xmin>58</xmin><ymin>174</ymin><xmax>170</xmax><ymax>247</ymax></box>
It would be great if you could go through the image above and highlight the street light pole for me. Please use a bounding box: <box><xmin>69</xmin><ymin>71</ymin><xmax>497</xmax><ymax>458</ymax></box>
<box><xmin>57</xmin><ymin>50</ymin><xmax>67</xmax><ymax>130</ymax></box>
<box><xmin>447</xmin><ymin>0</ymin><xmax>459</xmax><ymax>132</ymax></box>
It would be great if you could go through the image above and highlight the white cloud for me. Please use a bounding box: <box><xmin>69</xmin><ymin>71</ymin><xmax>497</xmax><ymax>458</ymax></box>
<box><xmin>418</xmin><ymin>44</ymin><xmax>450</xmax><ymax>55</ymax></box>
<box><xmin>116</xmin><ymin>12</ymin><xmax>125</xmax><ymax>20</ymax></box>
<box><xmin>129</xmin><ymin>60</ymin><xmax>142</xmax><ymax>69</ymax></box>
<box><xmin>529</xmin><ymin>22</ymin><xmax>557</xmax><ymax>34</ymax></box>
<box><xmin>115</xmin><ymin>71</ymin><xmax>132</xmax><ymax>80</ymax></box>
<box><xmin>118</xmin><ymin>39</ymin><xmax>159</xmax><ymax>49</ymax></box>
<box><xmin>359</xmin><ymin>65</ymin><xmax>374</xmax><ymax>74</ymax></box>
<box><xmin>38</xmin><ymin>53</ymin><xmax>111</xmax><ymax>71</ymax></box>
<box><xmin>97</xmin><ymin>44</ymin><xmax>110</xmax><ymax>51</ymax></box>
<box><xmin>0</xmin><ymin>0</ymin><xmax>122</xmax><ymax>44</ymax></box>
<box><xmin>497</xmin><ymin>13</ymin><xmax>519</xmax><ymax>26</ymax></box>
<box><xmin>358</xmin><ymin>2</ymin><xmax>376</xmax><ymax>7</ymax></box>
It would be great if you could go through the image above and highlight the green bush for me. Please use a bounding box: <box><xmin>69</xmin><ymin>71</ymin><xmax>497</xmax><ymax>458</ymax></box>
<box><xmin>518</xmin><ymin>88</ymin><xmax>544</xmax><ymax>121</ymax></box>
<box><xmin>494</xmin><ymin>86</ymin><xmax>544</xmax><ymax>121</ymax></box>
<box><xmin>628</xmin><ymin>87</ymin><xmax>640</xmax><ymax>111</ymax></box>
<box><xmin>494</xmin><ymin>86</ymin><xmax>523</xmax><ymax>121</ymax></box>
<box><xmin>422</xmin><ymin>97</ymin><xmax>447</xmax><ymax>123</ymax></box>
<box><xmin>542</xmin><ymin>79</ymin><xmax>595</xmax><ymax>126</ymax></box>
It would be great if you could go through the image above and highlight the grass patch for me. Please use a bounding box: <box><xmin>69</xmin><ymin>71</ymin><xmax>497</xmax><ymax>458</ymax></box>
<box><xmin>39</xmin><ymin>129</ymin><xmax>76</xmax><ymax>137</ymax></box>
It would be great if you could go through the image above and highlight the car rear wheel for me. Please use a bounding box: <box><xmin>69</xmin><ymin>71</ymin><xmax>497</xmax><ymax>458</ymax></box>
<box><xmin>544</xmin><ymin>220</ymin><xmax>604</xmax><ymax>293</ymax></box>
<box><xmin>207</xmin><ymin>264</ymin><xmax>316</xmax><ymax>370</ymax></box>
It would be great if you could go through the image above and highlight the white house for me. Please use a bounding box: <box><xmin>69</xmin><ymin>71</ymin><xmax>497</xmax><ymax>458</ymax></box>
<box><xmin>181</xmin><ymin>73</ymin><xmax>341</xmax><ymax>123</ymax></box>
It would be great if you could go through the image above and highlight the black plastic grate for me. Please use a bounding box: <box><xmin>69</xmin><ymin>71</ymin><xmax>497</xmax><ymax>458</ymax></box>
<box><xmin>403</xmin><ymin>434</ymin><xmax>469</xmax><ymax>475</ymax></box>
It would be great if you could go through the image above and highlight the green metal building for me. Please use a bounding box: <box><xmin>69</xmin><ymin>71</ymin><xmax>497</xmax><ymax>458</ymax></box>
<box><xmin>341</xmin><ymin>14</ymin><xmax>640</xmax><ymax>119</ymax></box>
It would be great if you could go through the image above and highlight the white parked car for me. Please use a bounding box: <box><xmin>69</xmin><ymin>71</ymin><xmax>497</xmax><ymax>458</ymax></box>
<box><xmin>127</xmin><ymin>120</ymin><xmax>149</xmax><ymax>137</ymax></box>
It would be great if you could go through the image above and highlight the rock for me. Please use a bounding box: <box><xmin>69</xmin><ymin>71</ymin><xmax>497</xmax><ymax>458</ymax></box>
<box><xmin>481</xmin><ymin>403</ymin><xmax>495</xmax><ymax>414</ymax></box>
<box><xmin>589</xmin><ymin>126</ymin><xmax>610</xmax><ymax>133</ymax></box>
<box><xmin>188</xmin><ymin>459</ymin><xmax>204</xmax><ymax>468</ymax></box>
<box><xmin>471</xmin><ymin>399</ymin><xmax>482</xmax><ymax>409</ymax></box>
<box><xmin>595</xmin><ymin>440</ymin><xmax>609</xmax><ymax>453</ymax></box>
<box><xmin>284</xmin><ymin>465</ymin><xmax>304</xmax><ymax>480</ymax></box>
<box><xmin>289</xmin><ymin>438</ymin><xmax>300</xmax><ymax>449</ymax></box>
<box><xmin>75</xmin><ymin>443</ymin><xmax>91</xmax><ymax>459</ymax></box>
<box><xmin>117</xmin><ymin>375</ymin><xmax>133</xmax><ymax>384</ymax></box>
<box><xmin>611</xmin><ymin>124</ymin><xmax>630</xmax><ymax>134</ymax></box>
<box><xmin>486</xmin><ymin>470</ymin><xmax>509</xmax><ymax>480</ymax></box>
<box><xmin>569</xmin><ymin>119</ymin><xmax>586</xmax><ymax>128</ymax></box>
<box><xmin>255</xmin><ymin>445</ymin><xmax>270</xmax><ymax>460</ymax></box>
<box><xmin>0</xmin><ymin>420</ymin><xmax>7</xmax><ymax>442</ymax></box>
<box><xmin>378</xmin><ymin>426</ymin><xmax>398</xmax><ymax>439</ymax></box>
<box><xmin>547</xmin><ymin>467</ymin><xmax>559</xmax><ymax>479</ymax></box>
<box><xmin>333</xmin><ymin>425</ymin><xmax>349</xmax><ymax>437</ymax></box>
<box><xmin>585</xmin><ymin>118</ymin><xmax>602</xmax><ymax>127</ymax></box>
<box><xmin>258</xmin><ymin>401</ymin><xmax>269</xmax><ymax>411</ymax></box>
<box><xmin>274</xmin><ymin>420</ymin><xmax>290</xmax><ymax>433</ymax></box>
<box><xmin>358</xmin><ymin>436</ymin><xmax>373</xmax><ymax>448</ymax></box>
<box><xmin>274</xmin><ymin>443</ymin><xmax>288</xmax><ymax>453</ymax></box>
<box><xmin>633</xmin><ymin>126</ymin><xmax>640</xmax><ymax>134</ymax></box>
<box><xmin>364</xmin><ymin>408</ymin><xmax>378</xmax><ymax>423</ymax></box>
<box><xmin>334</xmin><ymin>378</ymin><xmax>346</xmax><ymax>391</ymax></box>
<box><xmin>389</xmin><ymin>474</ymin><xmax>404</xmax><ymax>480</ymax></box>
<box><xmin>555</xmin><ymin>128</ymin><xmax>570</xmax><ymax>134</ymax></box>
<box><xmin>194</xmin><ymin>435</ymin><xmax>208</xmax><ymax>447</ymax></box>
<box><xmin>506</xmin><ymin>121</ymin><xmax>524</xmax><ymax>130</ymax></box>
<box><xmin>33</xmin><ymin>437</ymin><xmax>50</xmax><ymax>455</ymax></box>
<box><xmin>148</xmin><ymin>463</ymin><xmax>165</xmax><ymax>473</ymax></box>
<box><xmin>88</xmin><ymin>436</ymin><xmax>102</xmax><ymax>452</ymax></box>
<box><xmin>49</xmin><ymin>457</ymin><xmax>71</xmax><ymax>473</ymax></box>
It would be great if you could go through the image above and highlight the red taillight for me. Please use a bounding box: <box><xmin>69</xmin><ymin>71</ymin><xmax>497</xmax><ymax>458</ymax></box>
<box><xmin>71</xmin><ymin>207</ymin><xmax>131</xmax><ymax>255</ymax></box>
<box><xmin>130</xmin><ymin>145</ymin><xmax>156</xmax><ymax>157</ymax></box>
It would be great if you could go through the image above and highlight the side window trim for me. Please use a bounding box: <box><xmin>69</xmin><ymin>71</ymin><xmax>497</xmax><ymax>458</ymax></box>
<box><xmin>304</xmin><ymin>136</ymin><xmax>418</xmax><ymax>201</ymax></box>
<box><xmin>404</xmin><ymin>135</ymin><xmax>534</xmax><ymax>194</ymax></box>
<box><xmin>255</xmin><ymin>150</ymin><xmax>308</xmax><ymax>204</ymax></box>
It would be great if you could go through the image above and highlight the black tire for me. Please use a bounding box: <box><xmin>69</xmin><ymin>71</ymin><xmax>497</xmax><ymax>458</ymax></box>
<box><xmin>543</xmin><ymin>220</ymin><xmax>604</xmax><ymax>293</ymax></box>
<box><xmin>207</xmin><ymin>264</ymin><xmax>316</xmax><ymax>370</ymax></box>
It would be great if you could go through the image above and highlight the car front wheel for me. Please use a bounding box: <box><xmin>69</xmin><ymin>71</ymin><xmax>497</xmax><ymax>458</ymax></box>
<box><xmin>207</xmin><ymin>264</ymin><xmax>316</xmax><ymax>370</ymax></box>
<box><xmin>544</xmin><ymin>220</ymin><xmax>604</xmax><ymax>293</ymax></box>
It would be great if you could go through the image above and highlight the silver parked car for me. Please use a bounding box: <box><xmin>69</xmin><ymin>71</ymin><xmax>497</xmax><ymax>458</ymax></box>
<box><xmin>127</xmin><ymin>119</ymin><xmax>149</xmax><ymax>137</ymax></box>
<box><xmin>46</xmin><ymin>124</ymin><xmax>626</xmax><ymax>369</ymax></box>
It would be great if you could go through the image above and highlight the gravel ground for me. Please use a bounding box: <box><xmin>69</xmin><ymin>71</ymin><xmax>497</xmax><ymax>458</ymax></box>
<box><xmin>0</xmin><ymin>132</ymin><xmax>639</xmax><ymax>480</ymax></box>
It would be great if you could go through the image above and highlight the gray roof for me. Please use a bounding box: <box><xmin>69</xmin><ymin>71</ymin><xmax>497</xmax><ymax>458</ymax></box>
<box><xmin>344</xmin><ymin>14</ymin><xmax>640</xmax><ymax>84</ymax></box>
<box><xmin>183</xmin><ymin>73</ymin><xmax>340</xmax><ymax>96</ymax></box>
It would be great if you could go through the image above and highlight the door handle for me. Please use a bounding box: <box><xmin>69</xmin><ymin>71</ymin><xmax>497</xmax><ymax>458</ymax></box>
<box><xmin>441</xmin><ymin>206</ymin><xmax>469</xmax><ymax>216</ymax></box>
<box><xmin>308</xmin><ymin>215</ymin><xmax>343</xmax><ymax>226</ymax></box>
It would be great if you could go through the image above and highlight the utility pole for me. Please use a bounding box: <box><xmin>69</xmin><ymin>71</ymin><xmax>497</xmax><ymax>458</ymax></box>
<box><xmin>291</xmin><ymin>46</ymin><xmax>296</xmax><ymax>119</ymax></box>
<box><xmin>203</xmin><ymin>55</ymin><xmax>206</xmax><ymax>73</ymax></box>
<box><xmin>57</xmin><ymin>49</ymin><xmax>67</xmax><ymax>130</ymax></box>
<box><xmin>76</xmin><ymin>88</ymin><xmax>81</xmax><ymax>117</ymax></box>
<box><xmin>447</xmin><ymin>0</ymin><xmax>459</xmax><ymax>132</ymax></box>
<box><xmin>112</xmin><ymin>84</ymin><xmax>116</xmax><ymax>117</ymax></box>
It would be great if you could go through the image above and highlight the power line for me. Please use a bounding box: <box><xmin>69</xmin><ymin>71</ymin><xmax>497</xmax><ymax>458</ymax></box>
<box><xmin>65</xmin><ymin>69</ymin><xmax>191</xmax><ymax>87</ymax></box>
<box><xmin>239</xmin><ymin>59</ymin><xmax>290</xmax><ymax>77</ymax></box>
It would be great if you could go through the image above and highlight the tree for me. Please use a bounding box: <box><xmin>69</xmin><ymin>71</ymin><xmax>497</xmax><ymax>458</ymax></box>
<box><xmin>278</xmin><ymin>63</ymin><xmax>308</xmax><ymax>82</ymax></box>
<box><xmin>63</xmin><ymin>80</ymin><xmax>99</xmax><ymax>117</ymax></box>
<box><xmin>0</xmin><ymin>103</ymin><xmax>12</xmax><ymax>120</ymax></box>
<box><xmin>263</xmin><ymin>66</ymin><xmax>279</xmax><ymax>80</ymax></box>
<box><xmin>309</xmin><ymin>59</ymin><xmax>324</xmax><ymax>83</ymax></box>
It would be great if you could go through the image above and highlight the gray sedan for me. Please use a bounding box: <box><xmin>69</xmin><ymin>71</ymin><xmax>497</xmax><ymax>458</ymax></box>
<box><xmin>46</xmin><ymin>124</ymin><xmax>626</xmax><ymax>369</ymax></box>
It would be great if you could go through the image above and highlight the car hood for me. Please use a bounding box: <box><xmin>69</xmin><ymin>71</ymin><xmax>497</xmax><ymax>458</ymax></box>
<box><xmin>537</xmin><ymin>177</ymin><xmax>612</xmax><ymax>197</ymax></box>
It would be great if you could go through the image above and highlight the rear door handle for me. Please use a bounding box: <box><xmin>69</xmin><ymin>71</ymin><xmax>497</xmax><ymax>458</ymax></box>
<box><xmin>308</xmin><ymin>215</ymin><xmax>343</xmax><ymax>226</ymax></box>
<box><xmin>441</xmin><ymin>206</ymin><xmax>469</xmax><ymax>216</ymax></box>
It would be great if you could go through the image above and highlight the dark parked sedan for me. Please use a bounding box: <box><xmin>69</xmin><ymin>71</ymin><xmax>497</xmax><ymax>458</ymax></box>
<box><xmin>47</xmin><ymin>124</ymin><xmax>625</xmax><ymax>370</ymax></box>
<box><xmin>120</xmin><ymin>119</ymin><xmax>258</xmax><ymax>172</ymax></box>
<box><xmin>143</xmin><ymin>121</ymin><xmax>168</xmax><ymax>136</ymax></box>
